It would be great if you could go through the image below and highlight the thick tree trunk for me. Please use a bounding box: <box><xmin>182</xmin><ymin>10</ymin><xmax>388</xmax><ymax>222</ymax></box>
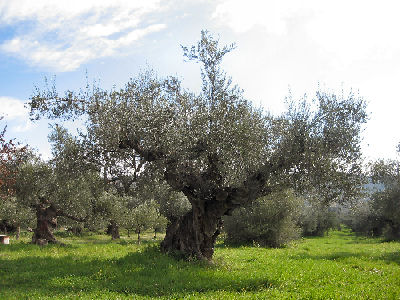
<box><xmin>160</xmin><ymin>201</ymin><xmax>225</xmax><ymax>260</ymax></box>
<box><xmin>32</xmin><ymin>203</ymin><xmax>58</xmax><ymax>244</ymax></box>
<box><xmin>107</xmin><ymin>220</ymin><xmax>120</xmax><ymax>240</ymax></box>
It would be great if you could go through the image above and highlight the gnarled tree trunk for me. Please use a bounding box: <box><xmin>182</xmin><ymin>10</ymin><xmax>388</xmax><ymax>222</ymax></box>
<box><xmin>160</xmin><ymin>200</ymin><xmax>226</xmax><ymax>260</ymax></box>
<box><xmin>107</xmin><ymin>220</ymin><xmax>120</xmax><ymax>240</ymax></box>
<box><xmin>32</xmin><ymin>203</ymin><xmax>58</xmax><ymax>244</ymax></box>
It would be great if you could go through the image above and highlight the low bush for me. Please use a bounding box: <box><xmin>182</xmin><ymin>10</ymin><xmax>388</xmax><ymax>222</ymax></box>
<box><xmin>223</xmin><ymin>190</ymin><xmax>302</xmax><ymax>247</ymax></box>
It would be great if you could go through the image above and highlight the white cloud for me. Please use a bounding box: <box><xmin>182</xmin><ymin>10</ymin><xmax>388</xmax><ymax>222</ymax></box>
<box><xmin>0</xmin><ymin>96</ymin><xmax>29</xmax><ymax>120</ymax></box>
<box><xmin>213</xmin><ymin>0</ymin><xmax>400</xmax><ymax>64</ymax></box>
<box><xmin>214</xmin><ymin>0</ymin><xmax>400</xmax><ymax>160</ymax></box>
<box><xmin>0</xmin><ymin>96</ymin><xmax>34</xmax><ymax>133</ymax></box>
<box><xmin>13</xmin><ymin>120</ymin><xmax>34</xmax><ymax>133</ymax></box>
<box><xmin>0</xmin><ymin>0</ymin><xmax>167</xmax><ymax>71</ymax></box>
<box><xmin>213</xmin><ymin>0</ymin><xmax>306</xmax><ymax>35</ymax></box>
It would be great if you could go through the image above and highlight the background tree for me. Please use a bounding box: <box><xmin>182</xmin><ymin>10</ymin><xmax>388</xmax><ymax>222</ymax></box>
<box><xmin>123</xmin><ymin>200</ymin><xmax>162</xmax><ymax>243</ymax></box>
<box><xmin>93</xmin><ymin>191</ymin><xmax>139</xmax><ymax>240</ymax></box>
<box><xmin>224</xmin><ymin>190</ymin><xmax>302</xmax><ymax>247</ymax></box>
<box><xmin>15</xmin><ymin>127</ymin><xmax>102</xmax><ymax>244</ymax></box>
<box><xmin>0</xmin><ymin>196</ymin><xmax>35</xmax><ymax>238</ymax></box>
<box><xmin>137</xmin><ymin>175</ymin><xmax>191</xmax><ymax>222</ymax></box>
<box><xmin>299</xmin><ymin>203</ymin><xmax>340</xmax><ymax>237</ymax></box>
<box><xmin>0</xmin><ymin>117</ymin><xmax>27</xmax><ymax>199</ymax></box>
<box><xmin>343</xmin><ymin>157</ymin><xmax>400</xmax><ymax>240</ymax></box>
<box><xmin>126</xmin><ymin>172</ymin><xmax>185</xmax><ymax>239</ymax></box>
<box><xmin>1</xmin><ymin>121</ymin><xmax>16</xmax><ymax>196</ymax></box>
<box><xmin>0</xmin><ymin>117</ymin><xmax>31</xmax><ymax>237</ymax></box>
<box><xmin>344</xmin><ymin>200</ymin><xmax>382</xmax><ymax>237</ymax></box>
<box><xmin>362</xmin><ymin>159</ymin><xmax>400</xmax><ymax>240</ymax></box>
<box><xmin>152</xmin><ymin>209</ymin><xmax>168</xmax><ymax>239</ymax></box>
<box><xmin>29</xmin><ymin>31</ymin><xmax>367</xmax><ymax>259</ymax></box>
<box><xmin>92</xmin><ymin>192</ymin><xmax>123</xmax><ymax>239</ymax></box>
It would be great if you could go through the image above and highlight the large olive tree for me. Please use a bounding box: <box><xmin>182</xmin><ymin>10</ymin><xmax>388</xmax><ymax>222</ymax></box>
<box><xmin>29</xmin><ymin>31</ymin><xmax>367</xmax><ymax>259</ymax></box>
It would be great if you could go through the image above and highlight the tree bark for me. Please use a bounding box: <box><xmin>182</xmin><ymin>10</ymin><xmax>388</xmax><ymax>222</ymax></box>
<box><xmin>16</xmin><ymin>226</ymin><xmax>20</xmax><ymax>240</ymax></box>
<box><xmin>107</xmin><ymin>220</ymin><xmax>120</xmax><ymax>240</ymax></box>
<box><xmin>32</xmin><ymin>203</ymin><xmax>58</xmax><ymax>244</ymax></box>
<box><xmin>137</xmin><ymin>229</ymin><xmax>141</xmax><ymax>244</ymax></box>
<box><xmin>160</xmin><ymin>201</ymin><xmax>225</xmax><ymax>260</ymax></box>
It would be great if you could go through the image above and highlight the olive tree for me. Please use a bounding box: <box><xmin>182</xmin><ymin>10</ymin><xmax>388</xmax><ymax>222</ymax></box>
<box><xmin>29</xmin><ymin>31</ymin><xmax>367</xmax><ymax>259</ymax></box>
<box><xmin>124</xmin><ymin>200</ymin><xmax>161</xmax><ymax>243</ymax></box>
<box><xmin>136</xmin><ymin>174</ymin><xmax>191</xmax><ymax>222</ymax></box>
<box><xmin>0</xmin><ymin>196</ymin><xmax>35</xmax><ymax>238</ymax></box>
<box><xmin>300</xmin><ymin>204</ymin><xmax>340</xmax><ymax>236</ymax></box>
<box><xmin>15</xmin><ymin>127</ymin><xmax>102</xmax><ymax>244</ymax></box>
<box><xmin>224</xmin><ymin>189</ymin><xmax>303</xmax><ymax>247</ymax></box>
<box><xmin>91</xmin><ymin>191</ymin><xmax>128</xmax><ymax>239</ymax></box>
<box><xmin>367</xmin><ymin>159</ymin><xmax>400</xmax><ymax>240</ymax></box>
<box><xmin>0</xmin><ymin>118</ymin><xmax>32</xmax><ymax>237</ymax></box>
<box><xmin>0</xmin><ymin>117</ymin><xmax>26</xmax><ymax>198</ymax></box>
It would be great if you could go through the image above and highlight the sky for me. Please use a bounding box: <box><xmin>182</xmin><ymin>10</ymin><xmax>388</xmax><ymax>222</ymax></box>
<box><xmin>0</xmin><ymin>0</ymin><xmax>399</xmax><ymax>161</ymax></box>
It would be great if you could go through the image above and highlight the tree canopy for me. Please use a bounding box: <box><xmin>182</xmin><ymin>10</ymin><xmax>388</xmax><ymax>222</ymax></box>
<box><xmin>29</xmin><ymin>31</ymin><xmax>367</xmax><ymax>259</ymax></box>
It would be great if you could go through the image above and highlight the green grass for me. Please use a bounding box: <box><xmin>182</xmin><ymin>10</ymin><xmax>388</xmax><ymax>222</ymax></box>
<box><xmin>1</xmin><ymin>229</ymin><xmax>399</xmax><ymax>299</ymax></box>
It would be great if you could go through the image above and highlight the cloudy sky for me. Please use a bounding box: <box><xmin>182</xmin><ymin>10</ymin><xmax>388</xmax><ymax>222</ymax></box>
<box><xmin>0</xmin><ymin>0</ymin><xmax>399</xmax><ymax>161</ymax></box>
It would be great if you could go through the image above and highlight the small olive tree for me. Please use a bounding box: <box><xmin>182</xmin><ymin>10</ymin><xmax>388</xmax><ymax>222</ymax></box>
<box><xmin>124</xmin><ymin>200</ymin><xmax>160</xmax><ymax>243</ymax></box>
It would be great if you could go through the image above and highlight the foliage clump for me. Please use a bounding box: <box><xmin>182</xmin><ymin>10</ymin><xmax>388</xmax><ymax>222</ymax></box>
<box><xmin>347</xmin><ymin>159</ymin><xmax>400</xmax><ymax>240</ymax></box>
<box><xmin>300</xmin><ymin>204</ymin><xmax>341</xmax><ymax>237</ymax></box>
<box><xmin>224</xmin><ymin>190</ymin><xmax>302</xmax><ymax>247</ymax></box>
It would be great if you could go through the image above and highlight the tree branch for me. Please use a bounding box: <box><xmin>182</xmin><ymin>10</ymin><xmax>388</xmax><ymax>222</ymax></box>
<box><xmin>118</xmin><ymin>138</ymin><xmax>163</xmax><ymax>162</ymax></box>
<box><xmin>56</xmin><ymin>208</ymin><xmax>87</xmax><ymax>222</ymax></box>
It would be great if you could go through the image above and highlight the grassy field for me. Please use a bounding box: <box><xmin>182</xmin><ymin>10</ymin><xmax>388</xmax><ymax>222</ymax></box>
<box><xmin>0</xmin><ymin>229</ymin><xmax>399</xmax><ymax>299</ymax></box>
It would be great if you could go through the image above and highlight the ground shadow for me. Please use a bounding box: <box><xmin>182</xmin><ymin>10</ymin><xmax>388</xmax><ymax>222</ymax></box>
<box><xmin>0</xmin><ymin>241</ymin><xmax>78</xmax><ymax>252</ymax></box>
<box><xmin>0</xmin><ymin>245</ymin><xmax>274</xmax><ymax>298</ymax></box>
<box><xmin>292</xmin><ymin>250</ymin><xmax>400</xmax><ymax>266</ymax></box>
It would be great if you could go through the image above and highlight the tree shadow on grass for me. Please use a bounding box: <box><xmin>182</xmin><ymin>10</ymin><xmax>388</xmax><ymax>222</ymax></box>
<box><xmin>0</xmin><ymin>245</ymin><xmax>274</xmax><ymax>298</ymax></box>
<box><xmin>0</xmin><ymin>241</ymin><xmax>79</xmax><ymax>253</ymax></box>
<box><xmin>378</xmin><ymin>251</ymin><xmax>400</xmax><ymax>265</ymax></box>
<box><xmin>345</xmin><ymin>235</ymin><xmax>384</xmax><ymax>245</ymax></box>
<box><xmin>292</xmin><ymin>250</ymin><xmax>400</xmax><ymax>266</ymax></box>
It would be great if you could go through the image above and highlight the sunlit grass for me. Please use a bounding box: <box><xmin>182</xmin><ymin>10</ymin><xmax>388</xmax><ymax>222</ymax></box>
<box><xmin>0</xmin><ymin>228</ymin><xmax>399</xmax><ymax>299</ymax></box>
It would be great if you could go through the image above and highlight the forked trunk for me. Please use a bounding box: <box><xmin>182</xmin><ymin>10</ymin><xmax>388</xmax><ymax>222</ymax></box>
<box><xmin>32</xmin><ymin>203</ymin><xmax>58</xmax><ymax>244</ymax></box>
<box><xmin>160</xmin><ymin>201</ymin><xmax>225</xmax><ymax>260</ymax></box>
